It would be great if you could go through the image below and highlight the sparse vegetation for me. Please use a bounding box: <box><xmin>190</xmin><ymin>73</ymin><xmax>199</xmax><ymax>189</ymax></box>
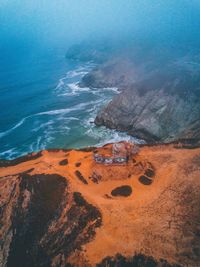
<box><xmin>75</xmin><ymin>170</ymin><xmax>88</xmax><ymax>184</ymax></box>
<box><xmin>139</xmin><ymin>175</ymin><xmax>152</xmax><ymax>185</ymax></box>
<box><xmin>111</xmin><ymin>185</ymin><xmax>132</xmax><ymax>197</ymax></box>
<box><xmin>59</xmin><ymin>159</ymin><xmax>69</xmax><ymax>166</ymax></box>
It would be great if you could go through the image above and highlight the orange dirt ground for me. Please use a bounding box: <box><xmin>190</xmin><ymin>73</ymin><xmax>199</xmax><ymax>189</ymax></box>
<box><xmin>0</xmin><ymin>143</ymin><xmax>200</xmax><ymax>266</ymax></box>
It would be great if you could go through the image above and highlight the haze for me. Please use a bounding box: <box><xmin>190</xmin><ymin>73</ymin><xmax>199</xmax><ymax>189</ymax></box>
<box><xmin>1</xmin><ymin>1</ymin><xmax>200</xmax><ymax>56</ymax></box>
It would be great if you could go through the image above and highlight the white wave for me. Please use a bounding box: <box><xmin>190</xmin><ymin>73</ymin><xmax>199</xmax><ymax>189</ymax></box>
<box><xmin>55</xmin><ymin>116</ymin><xmax>80</xmax><ymax>122</ymax></box>
<box><xmin>65</xmin><ymin>116</ymin><xmax>79</xmax><ymax>121</ymax></box>
<box><xmin>32</xmin><ymin>120</ymin><xmax>54</xmax><ymax>132</ymax></box>
<box><xmin>91</xmin><ymin>87</ymin><xmax>120</xmax><ymax>97</ymax></box>
<box><xmin>66</xmin><ymin>64</ymin><xmax>95</xmax><ymax>78</ymax></box>
<box><xmin>109</xmin><ymin>87</ymin><xmax>119</xmax><ymax>93</ymax></box>
<box><xmin>55</xmin><ymin>63</ymin><xmax>94</xmax><ymax>94</ymax></box>
<box><xmin>29</xmin><ymin>143</ymin><xmax>34</xmax><ymax>153</ymax></box>
<box><xmin>67</xmin><ymin>82</ymin><xmax>81</xmax><ymax>94</ymax></box>
<box><xmin>0</xmin><ymin>117</ymin><xmax>28</xmax><ymax>138</ymax></box>
<box><xmin>55</xmin><ymin>78</ymin><xmax>65</xmax><ymax>90</ymax></box>
<box><xmin>98</xmin><ymin>87</ymin><xmax>119</xmax><ymax>93</ymax></box>
<box><xmin>84</xmin><ymin>115</ymin><xmax>145</xmax><ymax>147</ymax></box>
<box><xmin>1</xmin><ymin>61</ymin><xmax>140</xmax><ymax>158</ymax></box>
<box><xmin>77</xmin><ymin>85</ymin><xmax>119</xmax><ymax>98</ymax></box>
<box><xmin>63</xmin><ymin>125</ymin><xmax>70</xmax><ymax>130</ymax></box>
<box><xmin>96</xmin><ymin>132</ymin><xmax>145</xmax><ymax>147</ymax></box>
<box><xmin>37</xmin><ymin>108</ymin><xmax>72</xmax><ymax>116</ymax></box>
<box><xmin>58</xmin><ymin>82</ymin><xmax>91</xmax><ymax>96</ymax></box>
<box><xmin>54</xmin><ymin>61</ymin><xmax>98</xmax><ymax>97</ymax></box>
<box><xmin>0</xmin><ymin>102</ymin><xmax>88</xmax><ymax>139</ymax></box>
<box><xmin>36</xmin><ymin>102</ymin><xmax>87</xmax><ymax>116</ymax></box>
<box><xmin>66</xmin><ymin>70</ymin><xmax>88</xmax><ymax>78</ymax></box>
<box><xmin>36</xmin><ymin>136</ymin><xmax>42</xmax><ymax>151</ymax></box>
<box><xmin>0</xmin><ymin>147</ymin><xmax>18</xmax><ymax>159</ymax></box>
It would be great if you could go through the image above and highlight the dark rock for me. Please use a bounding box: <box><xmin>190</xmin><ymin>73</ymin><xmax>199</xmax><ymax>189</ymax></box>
<box><xmin>84</xmin><ymin>51</ymin><xmax>200</xmax><ymax>143</ymax></box>
<box><xmin>95</xmin><ymin>73</ymin><xmax>200</xmax><ymax>143</ymax></box>
<box><xmin>59</xmin><ymin>159</ymin><xmax>69</xmax><ymax>166</ymax></box>
<box><xmin>111</xmin><ymin>185</ymin><xmax>132</xmax><ymax>197</ymax></box>
<box><xmin>65</xmin><ymin>41</ymin><xmax>112</xmax><ymax>63</ymax></box>
<box><xmin>75</xmin><ymin>170</ymin><xmax>88</xmax><ymax>185</ymax></box>
<box><xmin>78</xmin><ymin>147</ymin><xmax>96</xmax><ymax>152</ymax></box>
<box><xmin>0</xmin><ymin>151</ymin><xmax>42</xmax><ymax>167</ymax></box>
<box><xmin>144</xmin><ymin>169</ymin><xmax>155</xmax><ymax>178</ymax></box>
<box><xmin>7</xmin><ymin>173</ymin><xmax>67</xmax><ymax>267</ymax></box>
<box><xmin>97</xmin><ymin>253</ymin><xmax>181</xmax><ymax>267</ymax></box>
<box><xmin>1</xmin><ymin>173</ymin><xmax>102</xmax><ymax>267</ymax></box>
<box><xmin>79</xmin><ymin>58</ymin><xmax>138</xmax><ymax>89</ymax></box>
<box><xmin>173</xmin><ymin>138</ymin><xmax>200</xmax><ymax>149</ymax></box>
<box><xmin>89</xmin><ymin>172</ymin><xmax>102</xmax><ymax>184</ymax></box>
<box><xmin>139</xmin><ymin>175</ymin><xmax>153</xmax><ymax>185</ymax></box>
<box><xmin>47</xmin><ymin>149</ymin><xmax>71</xmax><ymax>153</ymax></box>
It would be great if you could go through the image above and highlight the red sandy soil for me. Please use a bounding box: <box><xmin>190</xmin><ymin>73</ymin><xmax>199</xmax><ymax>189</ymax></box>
<box><xmin>0</xmin><ymin>143</ymin><xmax>200</xmax><ymax>266</ymax></box>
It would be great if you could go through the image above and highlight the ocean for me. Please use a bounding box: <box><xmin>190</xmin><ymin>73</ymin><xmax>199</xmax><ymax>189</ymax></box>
<box><xmin>0</xmin><ymin>49</ymin><xmax>141</xmax><ymax>160</ymax></box>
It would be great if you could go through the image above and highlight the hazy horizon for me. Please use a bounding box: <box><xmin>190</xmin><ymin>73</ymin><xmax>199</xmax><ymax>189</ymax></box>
<box><xmin>1</xmin><ymin>0</ymin><xmax>200</xmax><ymax>61</ymax></box>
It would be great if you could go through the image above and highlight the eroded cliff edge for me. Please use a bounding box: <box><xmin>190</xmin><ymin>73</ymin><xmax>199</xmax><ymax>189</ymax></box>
<box><xmin>79</xmin><ymin>47</ymin><xmax>200</xmax><ymax>143</ymax></box>
<box><xmin>0</xmin><ymin>142</ymin><xmax>200</xmax><ymax>266</ymax></box>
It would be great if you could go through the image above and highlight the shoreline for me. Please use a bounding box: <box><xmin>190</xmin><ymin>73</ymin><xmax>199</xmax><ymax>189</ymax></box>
<box><xmin>1</xmin><ymin>138</ymin><xmax>199</xmax><ymax>166</ymax></box>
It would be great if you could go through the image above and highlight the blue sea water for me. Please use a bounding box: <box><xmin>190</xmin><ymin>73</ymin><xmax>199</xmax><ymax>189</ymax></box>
<box><xmin>0</xmin><ymin>50</ymin><xmax>142</xmax><ymax>160</ymax></box>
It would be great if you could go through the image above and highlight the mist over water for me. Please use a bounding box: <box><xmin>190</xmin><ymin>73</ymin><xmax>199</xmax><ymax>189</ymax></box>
<box><xmin>1</xmin><ymin>0</ymin><xmax>200</xmax><ymax>56</ymax></box>
<box><xmin>0</xmin><ymin>1</ymin><xmax>200</xmax><ymax>159</ymax></box>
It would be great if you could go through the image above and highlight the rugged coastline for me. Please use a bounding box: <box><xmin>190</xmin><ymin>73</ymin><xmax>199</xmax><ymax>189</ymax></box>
<box><xmin>2</xmin><ymin>1</ymin><xmax>200</xmax><ymax>267</ymax></box>
<box><xmin>1</xmin><ymin>44</ymin><xmax>200</xmax><ymax>267</ymax></box>
<box><xmin>77</xmin><ymin>45</ymin><xmax>200</xmax><ymax>143</ymax></box>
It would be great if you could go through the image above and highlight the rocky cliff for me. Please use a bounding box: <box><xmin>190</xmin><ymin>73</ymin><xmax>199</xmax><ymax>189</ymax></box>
<box><xmin>80</xmin><ymin>48</ymin><xmax>200</xmax><ymax>143</ymax></box>
<box><xmin>95</xmin><ymin>67</ymin><xmax>200</xmax><ymax>142</ymax></box>
<box><xmin>0</xmin><ymin>142</ymin><xmax>200</xmax><ymax>266</ymax></box>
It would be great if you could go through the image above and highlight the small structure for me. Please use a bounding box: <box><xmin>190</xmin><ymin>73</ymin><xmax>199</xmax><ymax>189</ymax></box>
<box><xmin>93</xmin><ymin>141</ymin><xmax>139</xmax><ymax>165</ymax></box>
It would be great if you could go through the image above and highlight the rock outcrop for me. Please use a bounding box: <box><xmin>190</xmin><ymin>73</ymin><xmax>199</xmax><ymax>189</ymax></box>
<box><xmin>79</xmin><ymin>57</ymin><xmax>140</xmax><ymax>89</ymax></box>
<box><xmin>0</xmin><ymin>142</ymin><xmax>200</xmax><ymax>266</ymax></box>
<box><xmin>79</xmin><ymin>47</ymin><xmax>200</xmax><ymax>143</ymax></box>
<box><xmin>95</xmin><ymin>66</ymin><xmax>200</xmax><ymax>142</ymax></box>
